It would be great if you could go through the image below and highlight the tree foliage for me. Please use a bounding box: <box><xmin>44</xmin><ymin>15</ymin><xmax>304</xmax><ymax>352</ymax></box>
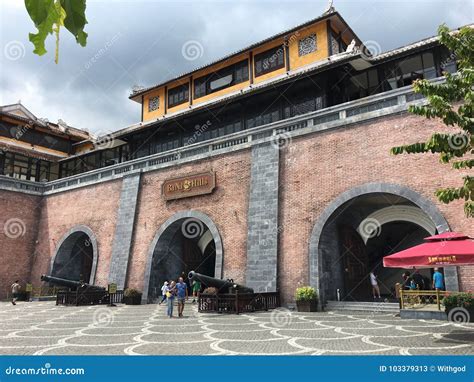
<box><xmin>25</xmin><ymin>0</ymin><xmax>88</xmax><ymax>64</ymax></box>
<box><xmin>391</xmin><ymin>25</ymin><xmax>474</xmax><ymax>217</ymax></box>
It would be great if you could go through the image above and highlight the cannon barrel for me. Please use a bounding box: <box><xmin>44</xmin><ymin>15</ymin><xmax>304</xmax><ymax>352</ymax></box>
<box><xmin>41</xmin><ymin>275</ymin><xmax>105</xmax><ymax>291</ymax></box>
<box><xmin>188</xmin><ymin>271</ymin><xmax>254</xmax><ymax>294</ymax></box>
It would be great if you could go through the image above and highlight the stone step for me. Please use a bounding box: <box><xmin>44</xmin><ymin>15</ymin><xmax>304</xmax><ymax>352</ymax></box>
<box><xmin>325</xmin><ymin>300</ymin><xmax>400</xmax><ymax>313</ymax></box>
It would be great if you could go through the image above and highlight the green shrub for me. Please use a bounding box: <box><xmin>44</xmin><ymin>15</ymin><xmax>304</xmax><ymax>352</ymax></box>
<box><xmin>295</xmin><ymin>286</ymin><xmax>318</xmax><ymax>302</ymax></box>
<box><xmin>442</xmin><ymin>292</ymin><xmax>474</xmax><ymax>311</ymax></box>
<box><xmin>124</xmin><ymin>288</ymin><xmax>142</xmax><ymax>298</ymax></box>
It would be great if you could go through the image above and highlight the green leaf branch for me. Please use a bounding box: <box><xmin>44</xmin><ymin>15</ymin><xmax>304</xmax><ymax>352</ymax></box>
<box><xmin>25</xmin><ymin>0</ymin><xmax>88</xmax><ymax>64</ymax></box>
<box><xmin>391</xmin><ymin>25</ymin><xmax>474</xmax><ymax>217</ymax></box>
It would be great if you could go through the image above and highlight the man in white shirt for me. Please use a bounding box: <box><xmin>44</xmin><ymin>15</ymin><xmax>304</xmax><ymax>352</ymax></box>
<box><xmin>369</xmin><ymin>272</ymin><xmax>381</xmax><ymax>300</ymax></box>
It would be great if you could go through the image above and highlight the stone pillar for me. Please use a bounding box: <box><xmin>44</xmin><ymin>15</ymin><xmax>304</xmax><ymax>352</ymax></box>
<box><xmin>108</xmin><ymin>173</ymin><xmax>141</xmax><ymax>289</ymax></box>
<box><xmin>444</xmin><ymin>266</ymin><xmax>459</xmax><ymax>292</ymax></box>
<box><xmin>245</xmin><ymin>142</ymin><xmax>279</xmax><ymax>292</ymax></box>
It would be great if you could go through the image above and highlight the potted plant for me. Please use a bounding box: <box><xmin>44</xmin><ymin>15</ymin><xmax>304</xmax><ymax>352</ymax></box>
<box><xmin>295</xmin><ymin>286</ymin><xmax>318</xmax><ymax>312</ymax></box>
<box><xmin>123</xmin><ymin>288</ymin><xmax>142</xmax><ymax>305</ymax></box>
<box><xmin>443</xmin><ymin>292</ymin><xmax>474</xmax><ymax>322</ymax></box>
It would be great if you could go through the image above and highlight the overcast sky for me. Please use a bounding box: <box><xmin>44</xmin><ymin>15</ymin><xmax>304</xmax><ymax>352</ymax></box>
<box><xmin>0</xmin><ymin>0</ymin><xmax>472</xmax><ymax>136</ymax></box>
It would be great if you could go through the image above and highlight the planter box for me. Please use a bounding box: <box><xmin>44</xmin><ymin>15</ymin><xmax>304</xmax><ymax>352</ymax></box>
<box><xmin>296</xmin><ymin>299</ymin><xmax>318</xmax><ymax>312</ymax></box>
<box><xmin>445</xmin><ymin>306</ymin><xmax>474</xmax><ymax>322</ymax></box>
<box><xmin>123</xmin><ymin>295</ymin><xmax>142</xmax><ymax>305</ymax></box>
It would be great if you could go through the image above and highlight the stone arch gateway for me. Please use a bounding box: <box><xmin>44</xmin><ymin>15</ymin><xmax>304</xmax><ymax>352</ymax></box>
<box><xmin>309</xmin><ymin>183</ymin><xmax>459</xmax><ymax>305</ymax></box>
<box><xmin>142</xmin><ymin>210</ymin><xmax>223</xmax><ymax>303</ymax></box>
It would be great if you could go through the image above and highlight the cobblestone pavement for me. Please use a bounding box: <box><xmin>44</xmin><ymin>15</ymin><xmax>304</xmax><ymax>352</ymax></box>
<box><xmin>0</xmin><ymin>302</ymin><xmax>472</xmax><ymax>355</ymax></box>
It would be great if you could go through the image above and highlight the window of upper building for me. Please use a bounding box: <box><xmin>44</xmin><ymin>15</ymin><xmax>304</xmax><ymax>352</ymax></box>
<box><xmin>345</xmin><ymin>68</ymin><xmax>380</xmax><ymax>101</ymax></box>
<box><xmin>385</xmin><ymin>52</ymin><xmax>436</xmax><ymax>90</ymax></box>
<box><xmin>194</xmin><ymin>60</ymin><xmax>249</xmax><ymax>99</ymax></box>
<box><xmin>254</xmin><ymin>46</ymin><xmax>285</xmax><ymax>77</ymax></box>
<box><xmin>329</xmin><ymin>29</ymin><xmax>347</xmax><ymax>55</ymax></box>
<box><xmin>298</xmin><ymin>34</ymin><xmax>317</xmax><ymax>56</ymax></box>
<box><xmin>148</xmin><ymin>96</ymin><xmax>160</xmax><ymax>112</ymax></box>
<box><xmin>168</xmin><ymin>84</ymin><xmax>189</xmax><ymax>108</ymax></box>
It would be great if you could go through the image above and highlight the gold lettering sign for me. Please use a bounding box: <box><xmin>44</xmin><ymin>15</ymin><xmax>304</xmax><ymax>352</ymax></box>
<box><xmin>162</xmin><ymin>171</ymin><xmax>215</xmax><ymax>200</ymax></box>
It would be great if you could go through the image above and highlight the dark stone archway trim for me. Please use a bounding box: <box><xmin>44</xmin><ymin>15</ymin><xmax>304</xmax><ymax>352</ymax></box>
<box><xmin>49</xmin><ymin>225</ymin><xmax>99</xmax><ymax>285</ymax></box>
<box><xmin>142</xmin><ymin>210</ymin><xmax>224</xmax><ymax>303</ymax></box>
<box><xmin>309</xmin><ymin>183</ymin><xmax>458</xmax><ymax>301</ymax></box>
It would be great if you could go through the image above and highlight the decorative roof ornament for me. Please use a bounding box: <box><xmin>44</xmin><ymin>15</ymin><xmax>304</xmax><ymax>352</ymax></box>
<box><xmin>346</xmin><ymin>39</ymin><xmax>357</xmax><ymax>53</ymax></box>
<box><xmin>323</xmin><ymin>0</ymin><xmax>335</xmax><ymax>15</ymax></box>
<box><xmin>57</xmin><ymin>119</ymin><xmax>68</xmax><ymax>132</ymax></box>
<box><xmin>132</xmin><ymin>85</ymin><xmax>145</xmax><ymax>94</ymax></box>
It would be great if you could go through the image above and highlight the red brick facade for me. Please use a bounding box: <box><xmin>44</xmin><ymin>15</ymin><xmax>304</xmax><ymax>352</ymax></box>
<box><xmin>0</xmin><ymin>112</ymin><xmax>472</xmax><ymax>302</ymax></box>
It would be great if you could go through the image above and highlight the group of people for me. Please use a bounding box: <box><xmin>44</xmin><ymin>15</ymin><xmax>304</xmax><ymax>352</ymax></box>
<box><xmin>401</xmin><ymin>268</ymin><xmax>445</xmax><ymax>291</ymax></box>
<box><xmin>369</xmin><ymin>268</ymin><xmax>445</xmax><ymax>299</ymax></box>
<box><xmin>159</xmin><ymin>277</ymin><xmax>201</xmax><ymax>318</ymax></box>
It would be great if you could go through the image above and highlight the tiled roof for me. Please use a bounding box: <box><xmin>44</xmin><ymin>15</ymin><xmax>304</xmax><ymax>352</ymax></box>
<box><xmin>128</xmin><ymin>10</ymin><xmax>361</xmax><ymax>101</ymax></box>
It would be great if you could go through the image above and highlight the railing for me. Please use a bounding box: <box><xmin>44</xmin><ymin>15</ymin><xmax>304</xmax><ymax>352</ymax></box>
<box><xmin>198</xmin><ymin>292</ymin><xmax>280</xmax><ymax>314</ymax></box>
<box><xmin>56</xmin><ymin>290</ymin><xmax>124</xmax><ymax>306</ymax></box>
<box><xmin>1</xmin><ymin>77</ymin><xmax>447</xmax><ymax>196</ymax></box>
<box><xmin>399</xmin><ymin>288</ymin><xmax>448</xmax><ymax>311</ymax></box>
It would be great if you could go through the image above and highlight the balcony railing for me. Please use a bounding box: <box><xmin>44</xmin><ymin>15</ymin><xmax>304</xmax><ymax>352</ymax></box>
<box><xmin>0</xmin><ymin>78</ymin><xmax>446</xmax><ymax>196</ymax></box>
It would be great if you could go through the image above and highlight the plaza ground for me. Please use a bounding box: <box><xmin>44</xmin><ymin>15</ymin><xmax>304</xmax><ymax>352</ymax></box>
<box><xmin>0</xmin><ymin>301</ymin><xmax>472</xmax><ymax>355</ymax></box>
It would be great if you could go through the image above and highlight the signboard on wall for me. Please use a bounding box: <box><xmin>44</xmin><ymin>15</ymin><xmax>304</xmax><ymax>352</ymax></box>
<box><xmin>162</xmin><ymin>171</ymin><xmax>216</xmax><ymax>201</ymax></box>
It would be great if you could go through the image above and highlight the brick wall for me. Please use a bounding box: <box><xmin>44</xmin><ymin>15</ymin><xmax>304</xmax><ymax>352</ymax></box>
<box><xmin>278</xmin><ymin>112</ymin><xmax>474</xmax><ymax>303</ymax></box>
<box><xmin>29</xmin><ymin>180</ymin><xmax>122</xmax><ymax>288</ymax></box>
<box><xmin>127</xmin><ymin>150</ymin><xmax>252</xmax><ymax>292</ymax></box>
<box><xmin>2</xmin><ymin>110</ymin><xmax>473</xmax><ymax>303</ymax></box>
<box><xmin>0</xmin><ymin>190</ymin><xmax>41</xmax><ymax>300</ymax></box>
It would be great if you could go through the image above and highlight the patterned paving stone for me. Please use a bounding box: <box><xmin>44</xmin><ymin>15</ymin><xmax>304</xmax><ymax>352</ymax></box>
<box><xmin>0</xmin><ymin>301</ymin><xmax>472</xmax><ymax>355</ymax></box>
<box><xmin>215</xmin><ymin>338</ymin><xmax>310</xmax><ymax>355</ymax></box>
<box><xmin>208</xmin><ymin>329</ymin><xmax>284</xmax><ymax>341</ymax></box>
<box><xmin>291</xmin><ymin>337</ymin><xmax>389</xmax><ymax>352</ymax></box>
<box><xmin>127</xmin><ymin>341</ymin><xmax>215</xmax><ymax>355</ymax></box>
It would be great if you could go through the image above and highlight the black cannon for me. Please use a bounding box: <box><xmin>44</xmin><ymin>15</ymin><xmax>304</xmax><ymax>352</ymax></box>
<box><xmin>188</xmin><ymin>271</ymin><xmax>254</xmax><ymax>294</ymax></box>
<box><xmin>41</xmin><ymin>274</ymin><xmax>108</xmax><ymax>305</ymax></box>
<box><xmin>41</xmin><ymin>274</ymin><xmax>105</xmax><ymax>291</ymax></box>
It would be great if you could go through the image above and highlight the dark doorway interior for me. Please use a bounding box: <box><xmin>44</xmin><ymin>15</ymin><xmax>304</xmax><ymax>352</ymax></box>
<box><xmin>51</xmin><ymin>231</ymin><xmax>94</xmax><ymax>283</ymax></box>
<box><xmin>148</xmin><ymin>218</ymin><xmax>217</xmax><ymax>302</ymax></box>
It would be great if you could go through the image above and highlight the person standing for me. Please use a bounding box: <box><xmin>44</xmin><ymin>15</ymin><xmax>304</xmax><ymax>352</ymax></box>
<box><xmin>159</xmin><ymin>281</ymin><xmax>169</xmax><ymax>305</ymax></box>
<box><xmin>402</xmin><ymin>272</ymin><xmax>412</xmax><ymax>290</ymax></box>
<box><xmin>192</xmin><ymin>279</ymin><xmax>201</xmax><ymax>304</ymax></box>
<box><xmin>11</xmin><ymin>280</ymin><xmax>21</xmax><ymax>305</ymax></box>
<box><xmin>166</xmin><ymin>281</ymin><xmax>176</xmax><ymax>318</ymax></box>
<box><xmin>432</xmin><ymin>268</ymin><xmax>445</xmax><ymax>290</ymax></box>
<box><xmin>412</xmin><ymin>269</ymin><xmax>425</xmax><ymax>290</ymax></box>
<box><xmin>176</xmin><ymin>277</ymin><xmax>188</xmax><ymax>318</ymax></box>
<box><xmin>369</xmin><ymin>272</ymin><xmax>381</xmax><ymax>300</ymax></box>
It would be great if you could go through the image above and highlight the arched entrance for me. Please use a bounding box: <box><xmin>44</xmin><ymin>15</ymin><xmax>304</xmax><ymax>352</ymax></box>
<box><xmin>142</xmin><ymin>211</ymin><xmax>223</xmax><ymax>303</ymax></box>
<box><xmin>50</xmin><ymin>225</ymin><xmax>98</xmax><ymax>284</ymax></box>
<box><xmin>309</xmin><ymin>183</ymin><xmax>459</xmax><ymax>305</ymax></box>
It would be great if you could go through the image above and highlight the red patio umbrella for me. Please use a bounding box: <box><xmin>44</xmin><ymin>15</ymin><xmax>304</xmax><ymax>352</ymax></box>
<box><xmin>383</xmin><ymin>232</ymin><xmax>474</xmax><ymax>269</ymax></box>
